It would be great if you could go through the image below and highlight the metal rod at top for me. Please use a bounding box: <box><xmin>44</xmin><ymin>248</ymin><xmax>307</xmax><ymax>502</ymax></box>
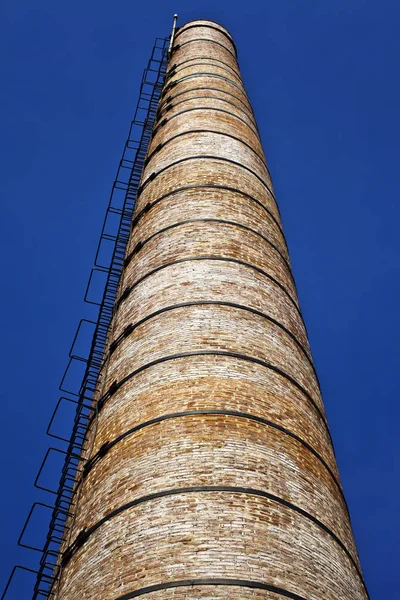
<box><xmin>168</xmin><ymin>14</ymin><xmax>178</xmax><ymax>58</ymax></box>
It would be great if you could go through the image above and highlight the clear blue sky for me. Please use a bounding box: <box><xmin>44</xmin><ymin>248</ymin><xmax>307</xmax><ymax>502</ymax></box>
<box><xmin>0</xmin><ymin>0</ymin><xmax>398</xmax><ymax>597</ymax></box>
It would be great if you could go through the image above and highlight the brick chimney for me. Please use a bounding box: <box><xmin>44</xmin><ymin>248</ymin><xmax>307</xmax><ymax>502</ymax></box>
<box><xmin>55</xmin><ymin>19</ymin><xmax>368</xmax><ymax>600</ymax></box>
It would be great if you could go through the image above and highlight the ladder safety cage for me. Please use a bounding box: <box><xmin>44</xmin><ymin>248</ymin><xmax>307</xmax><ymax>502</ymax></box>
<box><xmin>1</xmin><ymin>35</ymin><xmax>170</xmax><ymax>600</ymax></box>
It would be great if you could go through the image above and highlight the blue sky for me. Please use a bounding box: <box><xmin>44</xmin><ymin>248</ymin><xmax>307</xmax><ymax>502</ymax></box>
<box><xmin>0</xmin><ymin>0</ymin><xmax>399</xmax><ymax>597</ymax></box>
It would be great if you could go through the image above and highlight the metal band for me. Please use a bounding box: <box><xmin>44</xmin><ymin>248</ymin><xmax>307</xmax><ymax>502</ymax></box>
<box><xmin>163</xmin><ymin>72</ymin><xmax>247</xmax><ymax>101</ymax></box>
<box><xmin>109</xmin><ymin>301</ymin><xmax>313</xmax><ymax>377</ymax></box>
<box><xmin>140</xmin><ymin>156</ymin><xmax>276</xmax><ymax>210</ymax></box>
<box><xmin>62</xmin><ymin>485</ymin><xmax>364</xmax><ymax>590</ymax></box>
<box><xmin>82</xmin><ymin>410</ymin><xmax>341</xmax><ymax>501</ymax></box>
<box><xmin>99</xmin><ymin>350</ymin><xmax>325</xmax><ymax>427</ymax></box>
<box><xmin>174</xmin><ymin>23</ymin><xmax>238</xmax><ymax>55</ymax></box>
<box><xmin>131</xmin><ymin>184</ymin><xmax>285</xmax><ymax>243</ymax></box>
<box><xmin>116</xmin><ymin>579</ymin><xmax>308</xmax><ymax>600</ymax></box>
<box><xmin>158</xmin><ymin>94</ymin><xmax>257</xmax><ymax>131</ymax></box>
<box><xmin>153</xmin><ymin>105</ymin><xmax>258</xmax><ymax>138</ymax></box>
<box><xmin>173</xmin><ymin>38</ymin><xmax>237</xmax><ymax>60</ymax></box>
<box><xmin>168</xmin><ymin>55</ymin><xmax>241</xmax><ymax>80</ymax></box>
<box><xmin>168</xmin><ymin>60</ymin><xmax>242</xmax><ymax>85</ymax></box>
<box><xmin>125</xmin><ymin>218</ymin><xmax>292</xmax><ymax>281</ymax></box>
<box><xmin>117</xmin><ymin>254</ymin><xmax>300</xmax><ymax>319</ymax></box>
<box><xmin>159</xmin><ymin>84</ymin><xmax>254</xmax><ymax>115</ymax></box>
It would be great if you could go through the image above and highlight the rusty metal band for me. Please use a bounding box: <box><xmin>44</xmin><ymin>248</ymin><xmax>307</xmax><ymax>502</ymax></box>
<box><xmin>160</xmin><ymin>84</ymin><xmax>254</xmax><ymax>115</ymax></box>
<box><xmin>167</xmin><ymin>60</ymin><xmax>242</xmax><ymax>84</ymax></box>
<box><xmin>139</xmin><ymin>156</ymin><xmax>276</xmax><ymax>209</ymax></box>
<box><xmin>174</xmin><ymin>22</ymin><xmax>238</xmax><ymax>55</ymax></box>
<box><xmin>168</xmin><ymin>55</ymin><xmax>241</xmax><ymax>79</ymax></box>
<box><xmin>152</xmin><ymin>105</ymin><xmax>258</xmax><ymax>137</ymax></box>
<box><xmin>109</xmin><ymin>301</ymin><xmax>314</xmax><ymax>379</ymax></box>
<box><xmin>98</xmin><ymin>351</ymin><xmax>326</xmax><ymax>428</ymax></box>
<box><xmin>114</xmin><ymin>579</ymin><xmax>306</xmax><ymax>600</ymax></box>
<box><xmin>131</xmin><ymin>184</ymin><xmax>284</xmax><ymax>242</ymax></box>
<box><xmin>159</xmin><ymin>94</ymin><xmax>257</xmax><ymax>130</ymax></box>
<box><xmin>163</xmin><ymin>72</ymin><xmax>248</xmax><ymax>100</ymax></box>
<box><xmin>173</xmin><ymin>38</ymin><xmax>237</xmax><ymax>60</ymax></box>
<box><xmin>125</xmin><ymin>218</ymin><xmax>292</xmax><ymax>280</ymax></box>
<box><xmin>81</xmin><ymin>409</ymin><xmax>342</xmax><ymax>502</ymax></box>
<box><xmin>61</xmin><ymin>485</ymin><xmax>365</xmax><ymax>592</ymax></box>
<box><xmin>116</xmin><ymin>256</ymin><xmax>301</xmax><ymax>324</ymax></box>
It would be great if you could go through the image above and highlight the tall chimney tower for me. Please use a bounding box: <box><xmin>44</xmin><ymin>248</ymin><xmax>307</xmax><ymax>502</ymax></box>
<box><xmin>12</xmin><ymin>18</ymin><xmax>368</xmax><ymax>600</ymax></box>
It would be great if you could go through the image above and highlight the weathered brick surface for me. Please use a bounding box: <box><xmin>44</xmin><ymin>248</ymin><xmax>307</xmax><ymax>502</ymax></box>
<box><xmin>171</xmin><ymin>41</ymin><xmax>239</xmax><ymax>75</ymax></box>
<box><xmin>59</xmin><ymin>494</ymin><xmax>366</xmax><ymax>600</ymax></box>
<box><xmin>149</xmin><ymin>109</ymin><xmax>265</xmax><ymax>160</ymax></box>
<box><xmin>91</xmin><ymin>355</ymin><xmax>333</xmax><ymax>468</ymax></box>
<box><xmin>169</xmin><ymin>59</ymin><xmax>244</xmax><ymax>86</ymax></box>
<box><xmin>70</xmin><ymin>415</ymin><xmax>357</xmax><ymax>561</ymax></box>
<box><xmin>129</xmin><ymin>189</ymin><xmax>289</xmax><ymax>260</ymax></box>
<box><xmin>104</xmin><ymin>305</ymin><xmax>321</xmax><ymax>408</ymax></box>
<box><xmin>169</xmin><ymin>62</ymin><xmax>243</xmax><ymax>86</ymax></box>
<box><xmin>162</xmin><ymin>72</ymin><xmax>254</xmax><ymax>113</ymax></box>
<box><xmin>114</xmin><ymin>262</ymin><xmax>307</xmax><ymax>350</ymax></box>
<box><xmin>56</xmin><ymin>19</ymin><xmax>368</xmax><ymax>600</ymax></box>
<box><xmin>134</xmin><ymin>157</ymin><xmax>278</xmax><ymax>220</ymax></box>
<box><xmin>159</xmin><ymin>94</ymin><xmax>259</xmax><ymax>133</ymax></box>
<box><xmin>160</xmin><ymin>85</ymin><xmax>256</xmax><ymax>128</ymax></box>
<box><xmin>174</xmin><ymin>25</ymin><xmax>237</xmax><ymax>57</ymax></box>
<box><xmin>142</xmin><ymin>131</ymin><xmax>270</xmax><ymax>188</ymax></box>
<box><xmin>123</xmin><ymin>222</ymin><xmax>297</xmax><ymax>302</ymax></box>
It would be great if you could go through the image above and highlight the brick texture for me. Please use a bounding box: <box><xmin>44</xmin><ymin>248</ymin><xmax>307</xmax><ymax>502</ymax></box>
<box><xmin>55</xmin><ymin>19</ymin><xmax>368</xmax><ymax>600</ymax></box>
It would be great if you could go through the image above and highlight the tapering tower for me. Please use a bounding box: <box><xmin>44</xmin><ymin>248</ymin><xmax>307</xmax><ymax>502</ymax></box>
<box><xmin>51</xmin><ymin>19</ymin><xmax>368</xmax><ymax>600</ymax></box>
